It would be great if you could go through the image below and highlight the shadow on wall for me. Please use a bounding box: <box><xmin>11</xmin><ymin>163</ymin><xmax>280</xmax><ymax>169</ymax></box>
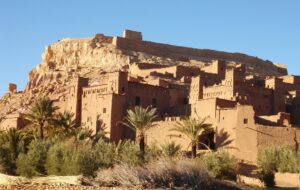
<box><xmin>95</xmin><ymin>115</ymin><xmax>110</xmax><ymax>141</ymax></box>
<box><xmin>215</xmin><ymin>128</ymin><xmax>238</xmax><ymax>151</ymax></box>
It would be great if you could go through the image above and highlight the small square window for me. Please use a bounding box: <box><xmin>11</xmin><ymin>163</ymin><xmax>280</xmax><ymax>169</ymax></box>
<box><xmin>152</xmin><ymin>98</ymin><xmax>157</xmax><ymax>107</ymax></box>
<box><xmin>243</xmin><ymin>118</ymin><xmax>248</xmax><ymax>124</ymax></box>
<box><xmin>103</xmin><ymin>108</ymin><xmax>106</xmax><ymax>113</ymax></box>
<box><xmin>135</xmin><ymin>96</ymin><xmax>141</xmax><ymax>106</ymax></box>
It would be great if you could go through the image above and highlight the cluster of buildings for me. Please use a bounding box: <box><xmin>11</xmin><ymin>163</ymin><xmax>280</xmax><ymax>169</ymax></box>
<box><xmin>1</xmin><ymin>30</ymin><xmax>300</xmax><ymax>163</ymax></box>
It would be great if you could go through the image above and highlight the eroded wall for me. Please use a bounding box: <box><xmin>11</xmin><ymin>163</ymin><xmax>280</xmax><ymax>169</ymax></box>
<box><xmin>257</xmin><ymin>125</ymin><xmax>300</xmax><ymax>153</ymax></box>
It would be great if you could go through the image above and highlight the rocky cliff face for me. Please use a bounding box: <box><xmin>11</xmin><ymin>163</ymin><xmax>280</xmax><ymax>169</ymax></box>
<box><xmin>27</xmin><ymin>37</ymin><xmax>130</xmax><ymax>91</ymax></box>
<box><xmin>0</xmin><ymin>31</ymin><xmax>288</xmax><ymax>116</ymax></box>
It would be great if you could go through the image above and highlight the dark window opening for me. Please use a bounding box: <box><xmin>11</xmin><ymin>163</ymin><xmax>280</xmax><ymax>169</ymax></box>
<box><xmin>244</xmin><ymin>118</ymin><xmax>248</xmax><ymax>124</ymax></box>
<box><xmin>286</xmin><ymin>105</ymin><xmax>292</xmax><ymax>114</ymax></box>
<box><xmin>183</xmin><ymin>98</ymin><xmax>188</xmax><ymax>105</ymax></box>
<box><xmin>152</xmin><ymin>98</ymin><xmax>157</xmax><ymax>107</ymax></box>
<box><xmin>135</xmin><ymin>96</ymin><xmax>141</xmax><ymax>106</ymax></box>
<box><xmin>198</xmin><ymin>132</ymin><xmax>215</xmax><ymax>150</ymax></box>
<box><xmin>103</xmin><ymin>108</ymin><xmax>106</xmax><ymax>113</ymax></box>
<box><xmin>190</xmin><ymin>72</ymin><xmax>194</xmax><ymax>76</ymax></box>
<box><xmin>121</xmin><ymin>87</ymin><xmax>125</xmax><ymax>93</ymax></box>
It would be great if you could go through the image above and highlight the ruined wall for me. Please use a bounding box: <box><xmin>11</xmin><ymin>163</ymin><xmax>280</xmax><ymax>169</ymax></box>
<box><xmin>113</xmin><ymin>36</ymin><xmax>286</xmax><ymax>76</ymax></box>
<box><xmin>123</xmin><ymin>30</ymin><xmax>142</xmax><ymax>41</ymax></box>
<box><xmin>130</xmin><ymin>65</ymin><xmax>201</xmax><ymax>79</ymax></box>
<box><xmin>257</xmin><ymin>125</ymin><xmax>300</xmax><ymax>153</ymax></box>
<box><xmin>130</xmin><ymin>65</ymin><xmax>177</xmax><ymax>78</ymax></box>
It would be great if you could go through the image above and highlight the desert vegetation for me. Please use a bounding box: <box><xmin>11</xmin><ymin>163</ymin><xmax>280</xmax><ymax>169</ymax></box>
<box><xmin>0</xmin><ymin>98</ymin><xmax>249</xmax><ymax>189</ymax></box>
<box><xmin>257</xmin><ymin>146</ymin><xmax>300</xmax><ymax>187</ymax></box>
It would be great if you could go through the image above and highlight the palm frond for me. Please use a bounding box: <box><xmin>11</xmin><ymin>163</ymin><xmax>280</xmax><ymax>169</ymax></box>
<box><xmin>122</xmin><ymin>106</ymin><xmax>157</xmax><ymax>134</ymax></box>
<box><xmin>171</xmin><ymin>116</ymin><xmax>213</xmax><ymax>144</ymax></box>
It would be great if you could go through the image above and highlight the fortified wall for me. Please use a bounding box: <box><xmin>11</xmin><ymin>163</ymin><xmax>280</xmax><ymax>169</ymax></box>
<box><xmin>112</xmin><ymin>32</ymin><xmax>287</xmax><ymax>76</ymax></box>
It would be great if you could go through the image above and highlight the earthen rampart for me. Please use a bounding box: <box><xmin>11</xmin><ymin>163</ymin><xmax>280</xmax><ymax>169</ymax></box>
<box><xmin>112</xmin><ymin>36</ymin><xmax>286</xmax><ymax>76</ymax></box>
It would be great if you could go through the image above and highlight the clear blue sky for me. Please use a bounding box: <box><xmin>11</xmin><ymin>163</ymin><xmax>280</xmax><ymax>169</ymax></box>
<box><xmin>1</xmin><ymin>0</ymin><xmax>299</xmax><ymax>96</ymax></box>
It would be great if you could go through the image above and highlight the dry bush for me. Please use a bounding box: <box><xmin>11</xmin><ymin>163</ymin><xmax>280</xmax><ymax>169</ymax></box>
<box><xmin>96</xmin><ymin>159</ymin><xmax>212</xmax><ymax>189</ymax></box>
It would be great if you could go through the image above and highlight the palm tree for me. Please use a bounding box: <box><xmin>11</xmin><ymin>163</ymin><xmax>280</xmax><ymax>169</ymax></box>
<box><xmin>54</xmin><ymin>111</ymin><xmax>79</xmax><ymax>137</ymax></box>
<box><xmin>122</xmin><ymin>106</ymin><xmax>157</xmax><ymax>160</ymax></box>
<box><xmin>171</xmin><ymin>117</ymin><xmax>213</xmax><ymax>158</ymax></box>
<box><xmin>25</xmin><ymin>97</ymin><xmax>58</xmax><ymax>140</ymax></box>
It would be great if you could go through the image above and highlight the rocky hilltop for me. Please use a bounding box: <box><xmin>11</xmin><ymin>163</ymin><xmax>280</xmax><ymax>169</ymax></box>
<box><xmin>0</xmin><ymin>29</ymin><xmax>288</xmax><ymax>116</ymax></box>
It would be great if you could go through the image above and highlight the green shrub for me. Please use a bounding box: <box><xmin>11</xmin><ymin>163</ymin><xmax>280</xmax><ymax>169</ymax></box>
<box><xmin>72</xmin><ymin>146</ymin><xmax>98</xmax><ymax>176</ymax></box>
<box><xmin>160</xmin><ymin>141</ymin><xmax>182</xmax><ymax>158</ymax></box>
<box><xmin>257</xmin><ymin>148</ymin><xmax>278</xmax><ymax>174</ymax></box>
<box><xmin>93</xmin><ymin>139</ymin><xmax>114</xmax><ymax>167</ymax></box>
<box><xmin>0</xmin><ymin>129</ymin><xmax>27</xmax><ymax>174</ymax></box>
<box><xmin>46</xmin><ymin>139</ymin><xmax>111</xmax><ymax>177</ymax></box>
<box><xmin>16</xmin><ymin>139</ymin><xmax>50</xmax><ymax>177</ymax></box>
<box><xmin>116</xmin><ymin>140</ymin><xmax>142</xmax><ymax>165</ymax></box>
<box><xmin>45</xmin><ymin>142</ymin><xmax>72</xmax><ymax>176</ymax></box>
<box><xmin>202</xmin><ymin>150</ymin><xmax>237</xmax><ymax>180</ymax></box>
<box><xmin>257</xmin><ymin>146</ymin><xmax>300</xmax><ymax>187</ymax></box>
<box><xmin>277</xmin><ymin>146</ymin><xmax>300</xmax><ymax>173</ymax></box>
